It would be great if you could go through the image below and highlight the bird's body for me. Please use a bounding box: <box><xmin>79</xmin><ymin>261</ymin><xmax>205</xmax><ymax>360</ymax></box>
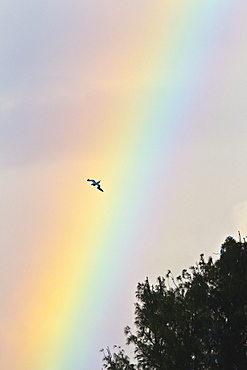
<box><xmin>87</xmin><ymin>179</ymin><xmax>104</xmax><ymax>192</ymax></box>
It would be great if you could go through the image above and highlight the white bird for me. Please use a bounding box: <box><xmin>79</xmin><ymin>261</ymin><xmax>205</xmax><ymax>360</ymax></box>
<box><xmin>87</xmin><ymin>179</ymin><xmax>104</xmax><ymax>192</ymax></box>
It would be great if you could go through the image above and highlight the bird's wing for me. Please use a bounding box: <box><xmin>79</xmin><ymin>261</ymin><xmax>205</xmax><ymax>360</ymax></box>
<box><xmin>97</xmin><ymin>185</ymin><xmax>104</xmax><ymax>192</ymax></box>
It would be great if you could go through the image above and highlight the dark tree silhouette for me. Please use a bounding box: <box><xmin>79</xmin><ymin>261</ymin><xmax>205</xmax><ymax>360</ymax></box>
<box><xmin>101</xmin><ymin>346</ymin><xmax>135</xmax><ymax>370</ymax></box>
<box><xmin>101</xmin><ymin>237</ymin><xmax>247</xmax><ymax>370</ymax></box>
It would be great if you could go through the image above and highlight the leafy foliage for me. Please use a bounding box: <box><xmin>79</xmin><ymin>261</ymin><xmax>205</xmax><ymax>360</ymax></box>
<box><xmin>101</xmin><ymin>237</ymin><xmax>247</xmax><ymax>369</ymax></box>
<box><xmin>101</xmin><ymin>346</ymin><xmax>135</xmax><ymax>370</ymax></box>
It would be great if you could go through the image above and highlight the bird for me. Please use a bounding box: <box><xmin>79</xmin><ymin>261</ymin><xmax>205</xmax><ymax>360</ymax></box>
<box><xmin>87</xmin><ymin>179</ymin><xmax>104</xmax><ymax>192</ymax></box>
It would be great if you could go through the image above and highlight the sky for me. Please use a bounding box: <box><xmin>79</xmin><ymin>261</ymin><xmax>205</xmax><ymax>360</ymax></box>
<box><xmin>1</xmin><ymin>1</ymin><xmax>247</xmax><ymax>369</ymax></box>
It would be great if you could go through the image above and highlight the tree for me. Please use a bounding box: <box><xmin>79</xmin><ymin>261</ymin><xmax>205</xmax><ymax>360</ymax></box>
<box><xmin>101</xmin><ymin>237</ymin><xmax>247</xmax><ymax>369</ymax></box>
<box><xmin>101</xmin><ymin>346</ymin><xmax>135</xmax><ymax>370</ymax></box>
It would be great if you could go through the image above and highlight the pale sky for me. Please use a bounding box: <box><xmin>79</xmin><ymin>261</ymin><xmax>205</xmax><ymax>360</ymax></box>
<box><xmin>1</xmin><ymin>1</ymin><xmax>247</xmax><ymax>369</ymax></box>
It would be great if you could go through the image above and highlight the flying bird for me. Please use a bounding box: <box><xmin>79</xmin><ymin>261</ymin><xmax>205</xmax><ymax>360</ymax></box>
<box><xmin>87</xmin><ymin>179</ymin><xmax>104</xmax><ymax>192</ymax></box>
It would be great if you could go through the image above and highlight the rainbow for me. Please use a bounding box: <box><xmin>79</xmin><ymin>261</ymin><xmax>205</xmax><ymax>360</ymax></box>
<box><xmin>1</xmin><ymin>1</ymin><xmax>244</xmax><ymax>369</ymax></box>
